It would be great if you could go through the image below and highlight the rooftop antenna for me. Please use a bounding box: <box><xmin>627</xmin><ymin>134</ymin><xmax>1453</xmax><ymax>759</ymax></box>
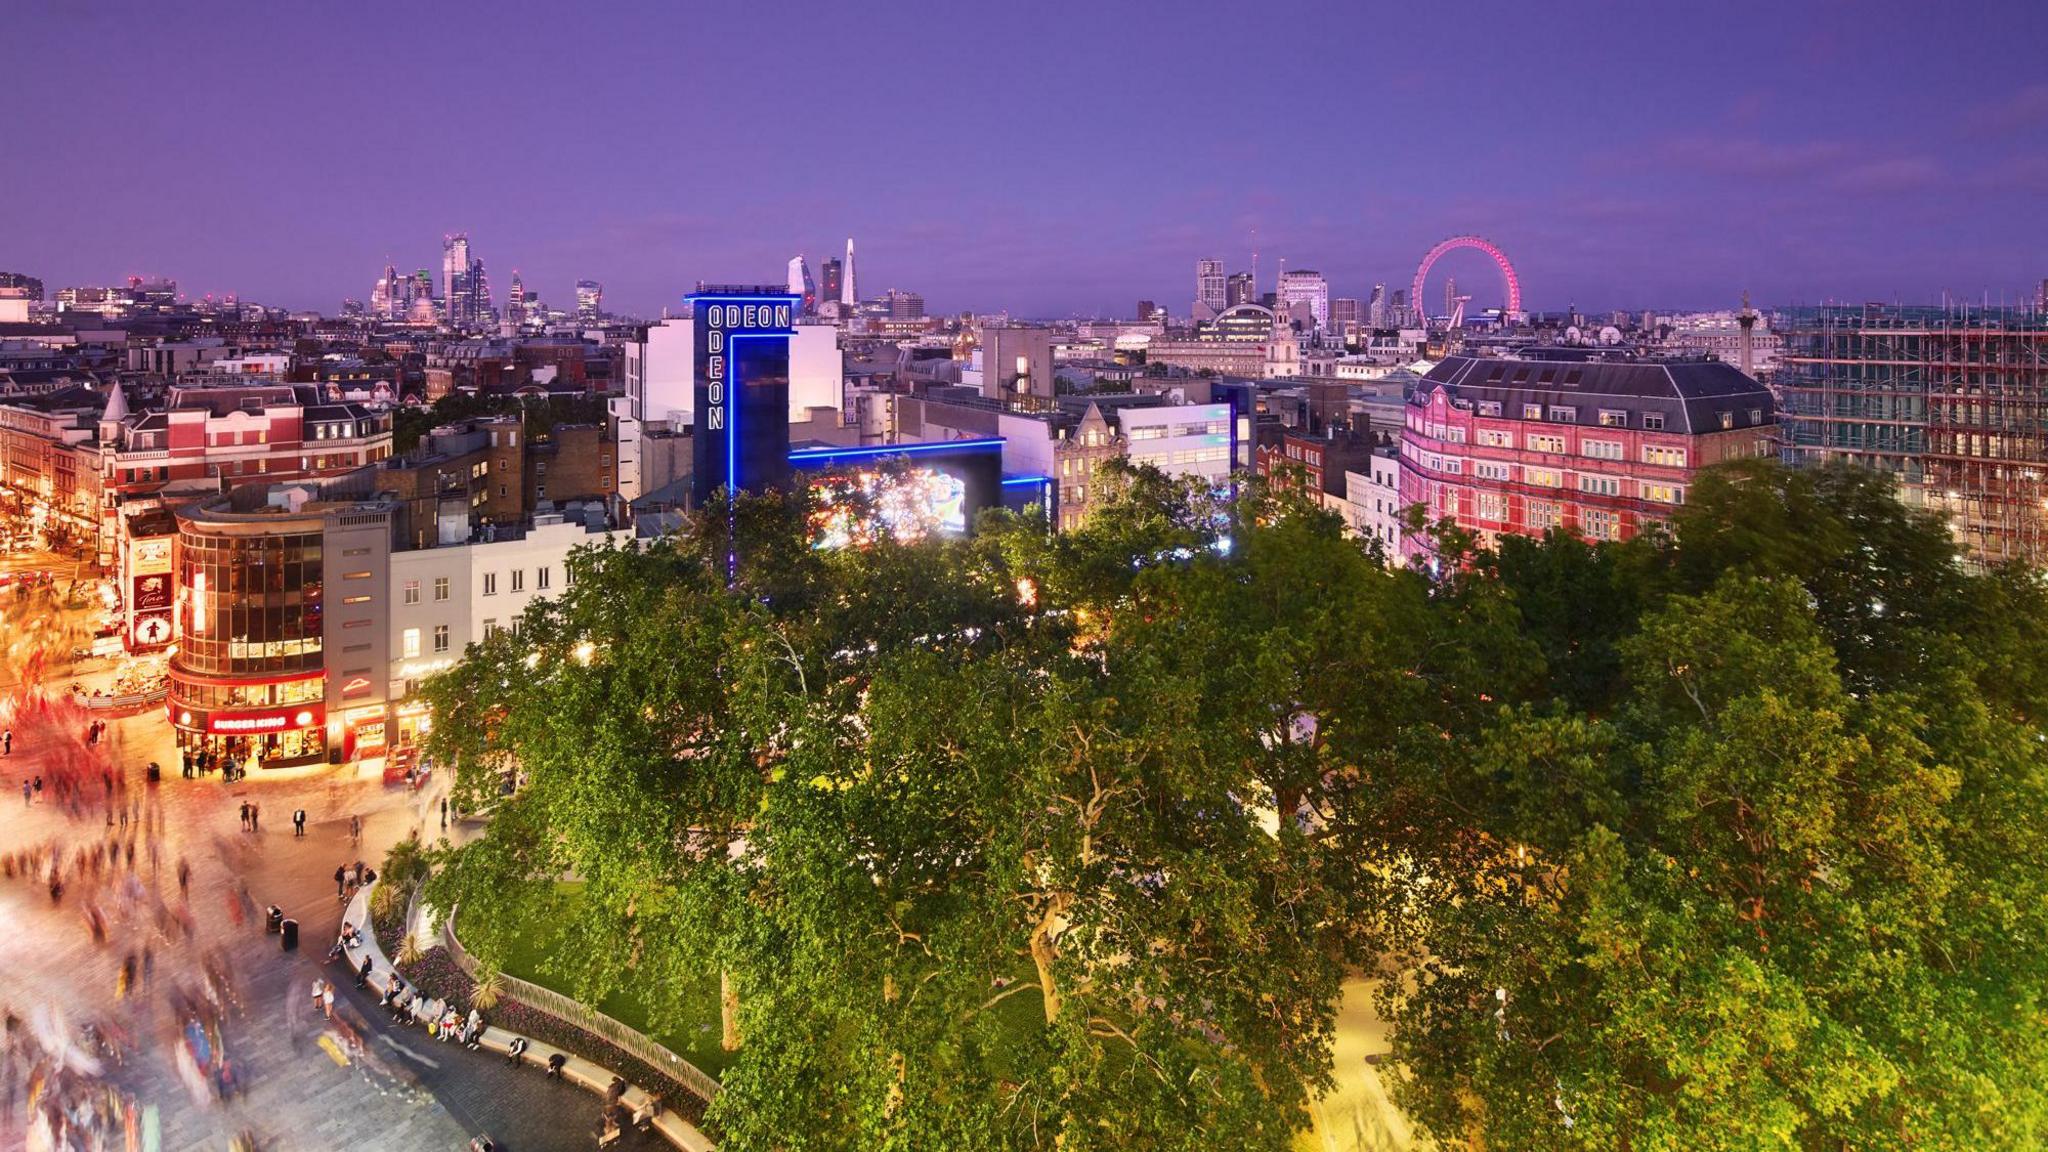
<box><xmin>1250</xmin><ymin>227</ymin><xmax>1258</xmax><ymax>305</ymax></box>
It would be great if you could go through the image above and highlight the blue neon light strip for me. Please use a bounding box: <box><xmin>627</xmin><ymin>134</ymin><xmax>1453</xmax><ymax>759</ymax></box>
<box><xmin>1000</xmin><ymin>475</ymin><xmax>1053</xmax><ymax>486</ymax></box>
<box><xmin>787</xmin><ymin>438</ymin><xmax>1006</xmax><ymax>464</ymax></box>
<box><xmin>726</xmin><ymin>333</ymin><xmax>781</xmax><ymax>501</ymax></box>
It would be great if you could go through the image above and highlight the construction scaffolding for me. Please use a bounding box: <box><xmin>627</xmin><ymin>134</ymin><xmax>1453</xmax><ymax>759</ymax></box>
<box><xmin>1779</xmin><ymin>304</ymin><xmax>2048</xmax><ymax>568</ymax></box>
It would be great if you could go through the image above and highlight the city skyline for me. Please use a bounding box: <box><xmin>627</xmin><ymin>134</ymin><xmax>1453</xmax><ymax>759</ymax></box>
<box><xmin>4</xmin><ymin>1</ymin><xmax>2047</xmax><ymax>317</ymax></box>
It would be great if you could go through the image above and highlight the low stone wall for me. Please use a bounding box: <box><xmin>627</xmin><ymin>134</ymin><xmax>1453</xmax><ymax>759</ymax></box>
<box><xmin>351</xmin><ymin>884</ymin><xmax>718</xmax><ymax>1151</ymax></box>
<box><xmin>438</xmin><ymin>906</ymin><xmax>724</xmax><ymax>1107</ymax></box>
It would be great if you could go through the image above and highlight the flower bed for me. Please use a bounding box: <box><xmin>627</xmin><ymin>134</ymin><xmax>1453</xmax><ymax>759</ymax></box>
<box><xmin>392</xmin><ymin>942</ymin><xmax>709</xmax><ymax>1128</ymax></box>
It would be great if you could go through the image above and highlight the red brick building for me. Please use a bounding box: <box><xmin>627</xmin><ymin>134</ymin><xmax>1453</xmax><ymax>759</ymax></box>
<box><xmin>1398</xmin><ymin>355</ymin><xmax>1775</xmax><ymax>562</ymax></box>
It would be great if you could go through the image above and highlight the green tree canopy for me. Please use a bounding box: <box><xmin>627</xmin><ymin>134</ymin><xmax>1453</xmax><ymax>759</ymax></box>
<box><xmin>422</xmin><ymin>460</ymin><xmax>2048</xmax><ymax>1150</ymax></box>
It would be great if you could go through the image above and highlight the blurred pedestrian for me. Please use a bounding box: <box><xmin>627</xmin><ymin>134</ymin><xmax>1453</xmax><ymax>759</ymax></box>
<box><xmin>3</xmin><ymin>727</ymin><xmax>11</xmax><ymax>754</ymax></box>
<box><xmin>239</xmin><ymin>802</ymin><xmax>250</xmax><ymax>832</ymax></box>
<box><xmin>334</xmin><ymin>865</ymin><xmax>347</xmax><ymax>899</ymax></box>
<box><xmin>292</xmin><ymin>809</ymin><xmax>306</xmax><ymax>837</ymax></box>
<box><xmin>249</xmin><ymin>803</ymin><xmax>260</xmax><ymax>833</ymax></box>
<box><xmin>349</xmin><ymin>814</ymin><xmax>361</xmax><ymax>844</ymax></box>
<box><xmin>440</xmin><ymin>797</ymin><xmax>448</xmax><ymax>829</ymax></box>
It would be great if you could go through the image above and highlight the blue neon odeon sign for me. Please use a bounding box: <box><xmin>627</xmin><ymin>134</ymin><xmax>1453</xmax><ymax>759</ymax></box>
<box><xmin>689</xmin><ymin>289</ymin><xmax>798</xmax><ymax>506</ymax></box>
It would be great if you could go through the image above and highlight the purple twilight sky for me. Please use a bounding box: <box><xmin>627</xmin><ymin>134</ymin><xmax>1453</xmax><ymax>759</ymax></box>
<box><xmin>4</xmin><ymin>0</ymin><xmax>2046</xmax><ymax>318</ymax></box>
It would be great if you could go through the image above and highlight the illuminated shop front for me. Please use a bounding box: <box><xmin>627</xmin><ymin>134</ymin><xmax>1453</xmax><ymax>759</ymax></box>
<box><xmin>168</xmin><ymin>501</ymin><xmax>330</xmax><ymax>768</ymax></box>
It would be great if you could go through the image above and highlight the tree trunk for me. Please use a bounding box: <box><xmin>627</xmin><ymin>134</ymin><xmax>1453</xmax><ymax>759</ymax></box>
<box><xmin>721</xmin><ymin>968</ymin><xmax>741</xmax><ymax>1051</ymax></box>
<box><xmin>1029</xmin><ymin>898</ymin><xmax>1069</xmax><ymax>1025</ymax></box>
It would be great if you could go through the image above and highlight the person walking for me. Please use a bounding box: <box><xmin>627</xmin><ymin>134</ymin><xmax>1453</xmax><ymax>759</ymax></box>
<box><xmin>21</xmin><ymin>781</ymin><xmax>29</xmax><ymax>806</ymax></box>
<box><xmin>440</xmin><ymin>797</ymin><xmax>448</xmax><ymax>829</ymax></box>
<box><xmin>334</xmin><ymin>865</ymin><xmax>347</xmax><ymax>900</ymax></box>
<box><xmin>321</xmin><ymin>981</ymin><xmax>335</xmax><ymax>1019</ymax></box>
<box><xmin>249</xmin><ymin>803</ymin><xmax>260</xmax><ymax>833</ymax></box>
<box><xmin>3</xmin><ymin>727</ymin><xmax>11</xmax><ymax>754</ymax></box>
<box><xmin>292</xmin><ymin>809</ymin><xmax>306</xmax><ymax>837</ymax></box>
<box><xmin>349</xmin><ymin>814</ymin><xmax>361</xmax><ymax>845</ymax></box>
<box><xmin>239</xmin><ymin>802</ymin><xmax>250</xmax><ymax>832</ymax></box>
<box><xmin>356</xmin><ymin>954</ymin><xmax>373</xmax><ymax>989</ymax></box>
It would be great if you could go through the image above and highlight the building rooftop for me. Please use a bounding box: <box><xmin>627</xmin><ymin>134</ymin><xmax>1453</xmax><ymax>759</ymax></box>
<box><xmin>1417</xmin><ymin>355</ymin><xmax>1775</xmax><ymax>436</ymax></box>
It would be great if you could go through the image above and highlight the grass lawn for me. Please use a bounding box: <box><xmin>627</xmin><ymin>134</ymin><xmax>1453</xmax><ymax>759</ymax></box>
<box><xmin>490</xmin><ymin>882</ymin><xmax>734</xmax><ymax>1077</ymax></box>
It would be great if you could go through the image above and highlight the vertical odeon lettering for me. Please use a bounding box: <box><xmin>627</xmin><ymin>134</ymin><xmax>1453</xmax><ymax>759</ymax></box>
<box><xmin>691</xmin><ymin>288</ymin><xmax>798</xmax><ymax>507</ymax></box>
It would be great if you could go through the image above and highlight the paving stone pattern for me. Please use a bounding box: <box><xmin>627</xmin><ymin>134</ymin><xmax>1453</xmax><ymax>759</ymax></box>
<box><xmin>0</xmin><ymin>697</ymin><xmax>670</xmax><ymax>1151</ymax></box>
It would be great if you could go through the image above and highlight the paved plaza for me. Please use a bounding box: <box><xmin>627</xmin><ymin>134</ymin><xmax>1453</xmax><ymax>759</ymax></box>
<box><xmin>0</xmin><ymin>682</ymin><xmax>671</xmax><ymax>1152</ymax></box>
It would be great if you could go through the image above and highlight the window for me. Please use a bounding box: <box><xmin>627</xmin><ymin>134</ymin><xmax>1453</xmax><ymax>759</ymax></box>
<box><xmin>1477</xmin><ymin>401</ymin><xmax>1502</xmax><ymax>416</ymax></box>
<box><xmin>1643</xmin><ymin>483</ymin><xmax>1685</xmax><ymax>504</ymax></box>
<box><xmin>1530</xmin><ymin>501</ymin><xmax>1563</xmax><ymax>532</ymax></box>
<box><xmin>1478</xmin><ymin>429</ymin><xmax>1512</xmax><ymax>448</ymax></box>
<box><xmin>1643</xmin><ymin>446</ymin><xmax>1687</xmax><ymax>468</ymax></box>
<box><xmin>1749</xmin><ymin>408</ymin><xmax>1763</xmax><ymax>425</ymax></box>
<box><xmin>1581</xmin><ymin>439</ymin><xmax>1624</xmax><ymax>461</ymax></box>
<box><xmin>537</xmin><ymin>566</ymin><xmax>551</xmax><ymax>590</ymax></box>
<box><xmin>510</xmin><ymin>569</ymin><xmax>524</xmax><ymax>593</ymax></box>
<box><xmin>1642</xmin><ymin>413</ymin><xmax>1666</xmax><ymax>431</ymax></box>
<box><xmin>342</xmin><ymin>594</ymin><xmax>373</xmax><ymax>605</ymax></box>
<box><xmin>432</xmin><ymin>625</ymin><xmax>449</xmax><ymax>653</ymax></box>
<box><xmin>1547</xmin><ymin>406</ymin><xmax>1577</xmax><ymax>423</ymax></box>
<box><xmin>402</xmin><ymin>628</ymin><xmax>421</xmax><ymax>659</ymax></box>
<box><xmin>1523</xmin><ymin>404</ymin><xmax>1544</xmax><ymax>420</ymax></box>
<box><xmin>1720</xmin><ymin>411</ymin><xmax>1735</xmax><ymax>430</ymax></box>
<box><xmin>343</xmin><ymin>570</ymin><xmax>372</xmax><ymax>581</ymax></box>
<box><xmin>1527</xmin><ymin>433</ymin><xmax>1567</xmax><ymax>454</ymax></box>
<box><xmin>433</xmin><ymin>576</ymin><xmax>449</xmax><ymax>602</ymax></box>
<box><xmin>1598</xmin><ymin>409</ymin><xmax>1629</xmax><ymax>427</ymax></box>
<box><xmin>403</xmin><ymin>579</ymin><xmax>420</xmax><ymax>605</ymax></box>
<box><xmin>1477</xmin><ymin>493</ymin><xmax>1504</xmax><ymax>521</ymax></box>
<box><xmin>1475</xmin><ymin>461</ymin><xmax>1512</xmax><ymax>481</ymax></box>
<box><xmin>482</xmin><ymin>572</ymin><xmax>497</xmax><ymax>596</ymax></box>
<box><xmin>499</xmin><ymin>485</ymin><xmax>507</xmax><ymax>497</ymax></box>
<box><xmin>1581</xmin><ymin>508</ymin><xmax>1619</xmax><ymax>541</ymax></box>
<box><xmin>1526</xmin><ymin>468</ymin><xmax>1564</xmax><ymax>488</ymax></box>
<box><xmin>1578</xmin><ymin>474</ymin><xmax>1621</xmax><ymax>496</ymax></box>
<box><xmin>483</xmin><ymin>619</ymin><xmax>499</xmax><ymax>638</ymax></box>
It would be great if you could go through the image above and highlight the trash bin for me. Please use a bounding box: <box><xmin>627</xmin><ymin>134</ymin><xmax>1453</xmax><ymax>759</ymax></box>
<box><xmin>280</xmin><ymin>918</ymin><xmax>299</xmax><ymax>951</ymax></box>
<box><xmin>146</xmin><ymin>762</ymin><xmax>161</xmax><ymax>784</ymax></box>
<box><xmin>266</xmin><ymin>906</ymin><xmax>283</xmax><ymax>934</ymax></box>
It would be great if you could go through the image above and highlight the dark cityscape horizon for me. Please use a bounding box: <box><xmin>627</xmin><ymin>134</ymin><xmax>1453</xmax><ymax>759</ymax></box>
<box><xmin>4</xmin><ymin>0</ymin><xmax>2046</xmax><ymax>317</ymax></box>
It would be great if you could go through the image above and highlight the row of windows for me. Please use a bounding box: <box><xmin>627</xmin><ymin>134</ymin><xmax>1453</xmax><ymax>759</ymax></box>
<box><xmin>1418</xmin><ymin>436</ymin><xmax>1689</xmax><ymax>469</ymax></box>
<box><xmin>402</xmin><ymin>577</ymin><xmax>452</xmax><ymax>604</ymax></box>
<box><xmin>400</xmin><ymin>625</ymin><xmax>452</xmax><ymax>659</ymax></box>
<box><xmin>1130</xmin><ymin>447</ymin><xmax>1229</xmax><ymax>469</ymax></box>
<box><xmin>1128</xmin><ymin>420</ymin><xmax>1229</xmax><ymax>441</ymax></box>
<box><xmin>1424</xmin><ymin>454</ymin><xmax>1688</xmax><ymax>505</ymax></box>
<box><xmin>480</xmin><ymin>567</ymin><xmax>553</xmax><ymax>595</ymax></box>
<box><xmin>171</xmin><ymin>677</ymin><xmax>323</xmax><ymax>710</ymax></box>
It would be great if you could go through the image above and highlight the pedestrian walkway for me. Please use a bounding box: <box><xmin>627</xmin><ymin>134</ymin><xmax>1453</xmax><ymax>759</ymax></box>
<box><xmin>0</xmin><ymin>690</ymin><xmax>680</xmax><ymax>1151</ymax></box>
